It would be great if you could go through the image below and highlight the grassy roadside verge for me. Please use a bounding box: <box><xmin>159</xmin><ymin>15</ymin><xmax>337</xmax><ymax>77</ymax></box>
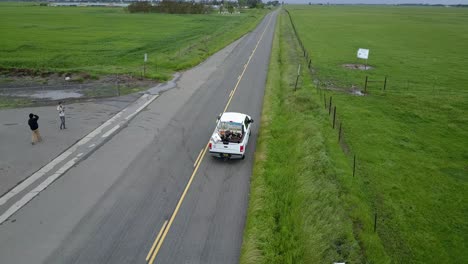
<box><xmin>0</xmin><ymin>97</ymin><xmax>32</xmax><ymax>109</ymax></box>
<box><xmin>240</xmin><ymin>9</ymin><xmax>386</xmax><ymax>263</ymax></box>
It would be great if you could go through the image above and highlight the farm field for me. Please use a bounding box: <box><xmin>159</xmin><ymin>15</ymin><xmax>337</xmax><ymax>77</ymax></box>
<box><xmin>285</xmin><ymin>5</ymin><xmax>468</xmax><ymax>263</ymax></box>
<box><xmin>0</xmin><ymin>2</ymin><xmax>267</xmax><ymax>80</ymax></box>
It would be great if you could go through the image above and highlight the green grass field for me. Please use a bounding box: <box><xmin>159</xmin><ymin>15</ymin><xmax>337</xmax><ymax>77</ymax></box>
<box><xmin>284</xmin><ymin>5</ymin><xmax>468</xmax><ymax>263</ymax></box>
<box><xmin>0</xmin><ymin>2</ymin><xmax>266</xmax><ymax>80</ymax></box>
<box><xmin>289</xmin><ymin>5</ymin><xmax>468</xmax><ymax>94</ymax></box>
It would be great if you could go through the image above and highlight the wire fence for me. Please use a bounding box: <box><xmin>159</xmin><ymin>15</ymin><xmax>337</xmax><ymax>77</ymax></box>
<box><xmin>285</xmin><ymin>8</ymin><xmax>356</xmax><ymax>154</ymax></box>
<box><xmin>285</xmin><ymin>7</ymin><xmax>385</xmax><ymax>232</ymax></box>
<box><xmin>314</xmin><ymin>73</ymin><xmax>468</xmax><ymax>96</ymax></box>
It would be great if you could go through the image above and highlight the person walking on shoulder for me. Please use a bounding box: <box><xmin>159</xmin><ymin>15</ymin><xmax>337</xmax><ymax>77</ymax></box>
<box><xmin>28</xmin><ymin>113</ymin><xmax>42</xmax><ymax>145</ymax></box>
<box><xmin>57</xmin><ymin>101</ymin><xmax>66</xmax><ymax>130</ymax></box>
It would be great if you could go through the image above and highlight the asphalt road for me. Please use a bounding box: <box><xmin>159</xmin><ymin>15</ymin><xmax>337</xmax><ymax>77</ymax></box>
<box><xmin>0</xmin><ymin>11</ymin><xmax>277</xmax><ymax>264</ymax></box>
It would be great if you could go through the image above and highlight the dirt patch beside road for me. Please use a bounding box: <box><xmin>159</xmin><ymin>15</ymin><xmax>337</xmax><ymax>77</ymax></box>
<box><xmin>342</xmin><ymin>63</ymin><xmax>373</xmax><ymax>70</ymax></box>
<box><xmin>0</xmin><ymin>68</ymin><xmax>159</xmax><ymax>108</ymax></box>
<box><xmin>0</xmin><ymin>68</ymin><xmax>158</xmax><ymax>88</ymax></box>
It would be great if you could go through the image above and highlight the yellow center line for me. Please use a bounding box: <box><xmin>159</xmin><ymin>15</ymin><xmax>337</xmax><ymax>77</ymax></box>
<box><xmin>148</xmin><ymin>12</ymin><xmax>274</xmax><ymax>263</ymax></box>
<box><xmin>193</xmin><ymin>149</ymin><xmax>204</xmax><ymax>168</ymax></box>
<box><xmin>150</xmin><ymin>143</ymin><xmax>209</xmax><ymax>263</ymax></box>
<box><xmin>146</xmin><ymin>220</ymin><xmax>168</xmax><ymax>262</ymax></box>
<box><xmin>222</xmin><ymin>13</ymin><xmax>273</xmax><ymax>113</ymax></box>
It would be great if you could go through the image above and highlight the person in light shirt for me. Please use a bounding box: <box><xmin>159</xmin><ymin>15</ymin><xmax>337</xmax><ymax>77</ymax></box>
<box><xmin>57</xmin><ymin>101</ymin><xmax>66</xmax><ymax>130</ymax></box>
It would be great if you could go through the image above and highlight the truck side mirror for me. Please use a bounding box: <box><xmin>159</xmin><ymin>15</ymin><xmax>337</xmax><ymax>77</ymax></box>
<box><xmin>217</xmin><ymin>113</ymin><xmax>222</xmax><ymax>120</ymax></box>
<box><xmin>250</xmin><ymin>119</ymin><xmax>254</xmax><ymax>123</ymax></box>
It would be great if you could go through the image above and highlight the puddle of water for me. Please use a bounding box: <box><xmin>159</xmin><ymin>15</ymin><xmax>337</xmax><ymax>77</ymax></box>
<box><xmin>147</xmin><ymin>73</ymin><xmax>181</xmax><ymax>95</ymax></box>
<box><xmin>15</xmin><ymin>90</ymin><xmax>83</xmax><ymax>100</ymax></box>
<box><xmin>351</xmin><ymin>90</ymin><xmax>365</xmax><ymax>96</ymax></box>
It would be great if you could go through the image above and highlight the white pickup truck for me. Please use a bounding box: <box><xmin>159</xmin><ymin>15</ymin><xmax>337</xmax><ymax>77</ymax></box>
<box><xmin>209</xmin><ymin>112</ymin><xmax>254</xmax><ymax>159</ymax></box>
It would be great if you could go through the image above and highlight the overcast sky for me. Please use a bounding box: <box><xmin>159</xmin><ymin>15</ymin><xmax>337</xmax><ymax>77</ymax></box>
<box><xmin>283</xmin><ymin>0</ymin><xmax>468</xmax><ymax>4</ymax></box>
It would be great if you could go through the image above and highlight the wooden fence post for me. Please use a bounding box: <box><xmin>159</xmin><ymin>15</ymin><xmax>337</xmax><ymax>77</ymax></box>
<box><xmin>338</xmin><ymin>122</ymin><xmax>342</xmax><ymax>141</ymax></box>
<box><xmin>384</xmin><ymin>76</ymin><xmax>387</xmax><ymax>91</ymax></box>
<box><xmin>294</xmin><ymin>64</ymin><xmax>301</xmax><ymax>91</ymax></box>
<box><xmin>333</xmin><ymin>106</ymin><xmax>336</xmax><ymax>128</ymax></box>
<box><xmin>353</xmin><ymin>155</ymin><xmax>356</xmax><ymax>177</ymax></box>
<box><xmin>374</xmin><ymin>213</ymin><xmax>377</xmax><ymax>232</ymax></box>
<box><xmin>328</xmin><ymin>96</ymin><xmax>332</xmax><ymax>115</ymax></box>
<box><xmin>324</xmin><ymin>94</ymin><xmax>326</xmax><ymax>109</ymax></box>
<box><xmin>364</xmin><ymin>76</ymin><xmax>368</xmax><ymax>93</ymax></box>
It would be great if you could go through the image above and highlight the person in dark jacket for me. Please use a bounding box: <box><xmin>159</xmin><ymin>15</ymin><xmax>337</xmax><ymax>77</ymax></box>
<box><xmin>28</xmin><ymin>113</ymin><xmax>42</xmax><ymax>145</ymax></box>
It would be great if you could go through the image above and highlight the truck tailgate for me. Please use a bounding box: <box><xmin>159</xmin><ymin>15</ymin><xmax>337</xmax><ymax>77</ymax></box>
<box><xmin>211</xmin><ymin>142</ymin><xmax>243</xmax><ymax>155</ymax></box>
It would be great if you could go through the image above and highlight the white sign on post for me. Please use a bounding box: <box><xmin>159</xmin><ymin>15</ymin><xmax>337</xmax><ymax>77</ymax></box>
<box><xmin>144</xmin><ymin>53</ymin><xmax>148</xmax><ymax>62</ymax></box>
<box><xmin>357</xmin><ymin>48</ymin><xmax>369</xmax><ymax>59</ymax></box>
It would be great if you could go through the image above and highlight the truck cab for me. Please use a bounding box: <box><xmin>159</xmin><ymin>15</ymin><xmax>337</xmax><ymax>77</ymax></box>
<box><xmin>209</xmin><ymin>112</ymin><xmax>254</xmax><ymax>159</ymax></box>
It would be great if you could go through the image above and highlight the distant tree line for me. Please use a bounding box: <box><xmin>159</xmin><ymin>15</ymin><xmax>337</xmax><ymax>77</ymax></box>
<box><xmin>244</xmin><ymin>0</ymin><xmax>264</xmax><ymax>8</ymax></box>
<box><xmin>126</xmin><ymin>1</ymin><xmax>211</xmax><ymax>14</ymax></box>
<box><xmin>265</xmin><ymin>1</ymin><xmax>280</xmax><ymax>6</ymax></box>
